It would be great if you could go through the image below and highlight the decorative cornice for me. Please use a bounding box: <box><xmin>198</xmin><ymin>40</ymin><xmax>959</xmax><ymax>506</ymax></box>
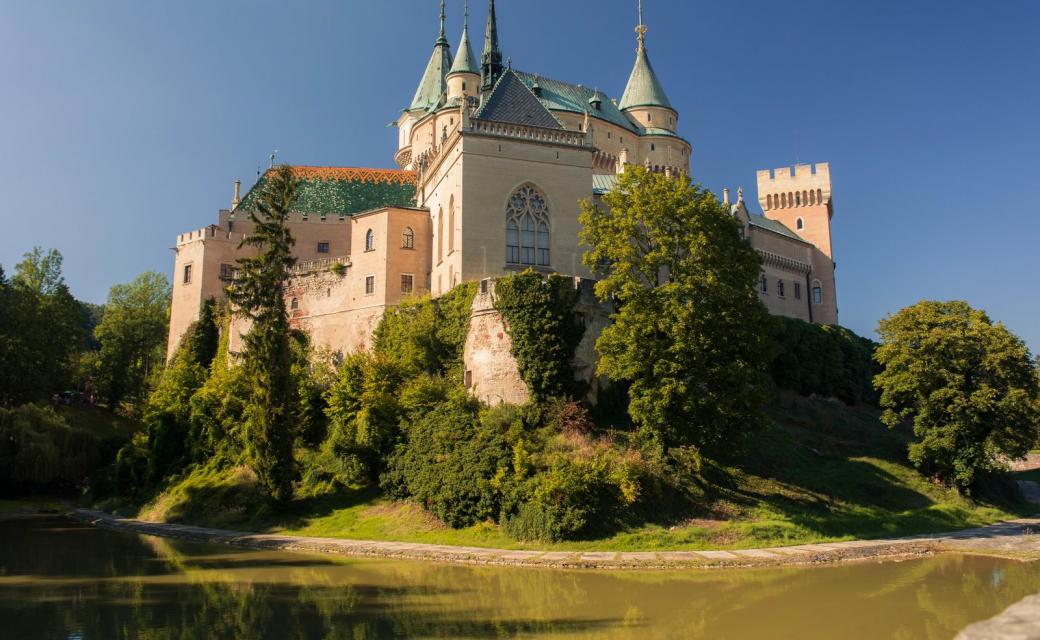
<box><xmin>756</xmin><ymin>248</ymin><xmax>812</xmax><ymax>274</ymax></box>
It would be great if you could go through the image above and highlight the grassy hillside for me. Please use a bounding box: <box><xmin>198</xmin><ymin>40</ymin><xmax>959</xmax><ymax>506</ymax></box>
<box><xmin>130</xmin><ymin>393</ymin><xmax>1034</xmax><ymax>551</ymax></box>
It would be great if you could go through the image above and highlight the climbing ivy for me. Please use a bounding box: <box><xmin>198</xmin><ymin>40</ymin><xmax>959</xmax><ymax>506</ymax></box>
<box><xmin>493</xmin><ymin>271</ymin><xmax>584</xmax><ymax>403</ymax></box>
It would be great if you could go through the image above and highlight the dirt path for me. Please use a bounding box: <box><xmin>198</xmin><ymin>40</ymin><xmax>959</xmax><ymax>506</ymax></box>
<box><xmin>69</xmin><ymin>509</ymin><xmax>1040</xmax><ymax>570</ymax></box>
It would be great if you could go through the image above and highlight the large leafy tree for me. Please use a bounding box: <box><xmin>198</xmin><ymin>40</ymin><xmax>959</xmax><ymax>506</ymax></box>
<box><xmin>0</xmin><ymin>248</ymin><xmax>85</xmax><ymax>406</ymax></box>
<box><xmin>227</xmin><ymin>164</ymin><xmax>299</xmax><ymax>503</ymax></box>
<box><xmin>874</xmin><ymin>300</ymin><xmax>1040</xmax><ymax>491</ymax></box>
<box><xmin>579</xmin><ymin>166</ymin><xmax>771</xmax><ymax>454</ymax></box>
<box><xmin>94</xmin><ymin>271</ymin><xmax>172</xmax><ymax>410</ymax></box>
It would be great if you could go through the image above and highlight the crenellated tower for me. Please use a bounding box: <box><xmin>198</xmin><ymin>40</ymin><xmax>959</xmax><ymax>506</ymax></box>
<box><xmin>758</xmin><ymin>163</ymin><xmax>838</xmax><ymax>324</ymax></box>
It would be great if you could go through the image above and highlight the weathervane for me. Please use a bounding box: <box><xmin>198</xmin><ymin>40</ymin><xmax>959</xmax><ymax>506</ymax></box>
<box><xmin>269</xmin><ymin>150</ymin><xmax>278</xmax><ymax>168</ymax></box>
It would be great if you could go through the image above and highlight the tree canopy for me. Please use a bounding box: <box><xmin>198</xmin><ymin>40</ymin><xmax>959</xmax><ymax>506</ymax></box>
<box><xmin>579</xmin><ymin>166</ymin><xmax>772</xmax><ymax>454</ymax></box>
<box><xmin>874</xmin><ymin>300</ymin><xmax>1040</xmax><ymax>491</ymax></box>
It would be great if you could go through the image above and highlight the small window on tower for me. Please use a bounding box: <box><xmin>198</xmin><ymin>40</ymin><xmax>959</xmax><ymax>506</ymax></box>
<box><xmin>182</xmin><ymin>264</ymin><xmax>192</xmax><ymax>285</ymax></box>
<box><xmin>401</xmin><ymin>274</ymin><xmax>414</xmax><ymax>294</ymax></box>
<box><xmin>794</xmin><ymin>282</ymin><xmax>802</xmax><ymax>300</ymax></box>
<box><xmin>651</xmin><ymin>144</ymin><xmax>656</xmax><ymax>151</ymax></box>
<box><xmin>812</xmin><ymin>281</ymin><xmax>823</xmax><ymax>304</ymax></box>
<box><xmin>365</xmin><ymin>275</ymin><xmax>375</xmax><ymax>295</ymax></box>
<box><xmin>290</xmin><ymin>298</ymin><xmax>299</xmax><ymax>310</ymax></box>
<box><xmin>777</xmin><ymin>281</ymin><xmax>786</xmax><ymax>298</ymax></box>
<box><xmin>647</xmin><ymin>113</ymin><xmax>652</xmax><ymax>122</ymax></box>
<box><xmin>317</xmin><ymin>242</ymin><xmax>329</xmax><ymax>254</ymax></box>
<box><xmin>760</xmin><ymin>274</ymin><xmax>768</xmax><ymax>293</ymax></box>
<box><xmin>462</xmin><ymin>82</ymin><xmax>467</xmax><ymax>91</ymax></box>
<box><xmin>796</xmin><ymin>218</ymin><xmax>804</xmax><ymax>230</ymax></box>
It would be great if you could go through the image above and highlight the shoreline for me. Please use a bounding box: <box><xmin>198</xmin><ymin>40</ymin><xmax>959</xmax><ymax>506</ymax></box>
<box><xmin>68</xmin><ymin>508</ymin><xmax>1040</xmax><ymax>570</ymax></box>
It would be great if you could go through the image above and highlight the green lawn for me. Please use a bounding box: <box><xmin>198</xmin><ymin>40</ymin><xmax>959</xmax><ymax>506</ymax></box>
<box><xmin>131</xmin><ymin>394</ymin><xmax>1032</xmax><ymax>551</ymax></box>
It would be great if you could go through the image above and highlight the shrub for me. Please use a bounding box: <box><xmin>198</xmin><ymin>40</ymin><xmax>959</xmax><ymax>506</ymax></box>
<box><xmin>381</xmin><ymin>393</ymin><xmax>511</xmax><ymax>528</ymax></box>
<box><xmin>768</xmin><ymin>316</ymin><xmax>878</xmax><ymax>405</ymax></box>
<box><xmin>0</xmin><ymin>404</ymin><xmax>101</xmax><ymax>494</ymax></box>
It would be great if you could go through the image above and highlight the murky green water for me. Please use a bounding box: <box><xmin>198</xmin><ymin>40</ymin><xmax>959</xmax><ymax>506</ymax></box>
<box><xmin>1</xmin><ymin>516</ymin><xmax>1038</xmax><ymax>639</ymax></box>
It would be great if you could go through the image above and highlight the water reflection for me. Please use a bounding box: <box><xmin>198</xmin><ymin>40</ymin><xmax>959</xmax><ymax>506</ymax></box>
<box><xmin>0</xmin><ymin>516</ymin><xmax>1037</xmax><ymax>639</ymax></box>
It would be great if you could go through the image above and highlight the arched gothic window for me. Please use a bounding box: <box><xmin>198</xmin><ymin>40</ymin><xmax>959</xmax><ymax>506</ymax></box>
<box><xmin>402</xmin><ymin>227</ymin><xmax>414</xmax><ymax>249</ymax></box>
<box><xmin>796</xmin><ymin>217</ymin><xmax>804</xmax><ymax>230</ymax></box>
<box><xmin>505</xmin><ymin>184</ymin><xmax>550</xmax><ymax>266</ymax></box>
<box><xmin>365</xmin><ymin>229</ymin><xmax>375</xmax><ymax>252</ymax></box>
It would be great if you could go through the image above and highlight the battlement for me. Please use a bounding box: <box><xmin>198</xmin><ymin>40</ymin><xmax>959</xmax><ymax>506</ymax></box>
<box><xmin>756</xmin><ymin>163</ymin><xmax>831</xmax><ymax>211</ymax></box>
<box><xmin>176</xmin><ymin>225</ymin><xmax>246</xmax><ymax>246</ymax></box>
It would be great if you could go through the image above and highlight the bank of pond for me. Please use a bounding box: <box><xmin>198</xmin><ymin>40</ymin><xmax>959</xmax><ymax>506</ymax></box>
<box><xmin>1</xmin><ymin>513</ymin><xmax>1038</xmax><ymax>639</ymax></box>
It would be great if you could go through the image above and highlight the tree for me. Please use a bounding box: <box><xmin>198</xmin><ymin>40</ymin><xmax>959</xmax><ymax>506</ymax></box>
<box><xmin>227</xmin><ymin>164</ymin><xmax>299</xmax><ymax>503</ymax></box>
<box><xmin>94</xmin><ymin>271</ymin><xmax>172</xmax><ymax>411</ymax></box>
<box><xmin>0</xmin><ymin>249</ymin><xmax>85</xmax><ymax>406</ymax></box>
<box><xmin>578</xmin><ymin>166</ymin><xmax>771</xmax><ymax>454</ymax></box>
<box><xmin>874</xmin><ymin>300</ymin><xmax>1040</xmax><ymax>491</ymax></box>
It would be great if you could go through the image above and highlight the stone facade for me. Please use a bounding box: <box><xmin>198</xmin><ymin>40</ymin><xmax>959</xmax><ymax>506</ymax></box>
<box><xmin>165</xmin><ymin>1</ymin><xmax>842</xmax><ymax>405</ymax></box>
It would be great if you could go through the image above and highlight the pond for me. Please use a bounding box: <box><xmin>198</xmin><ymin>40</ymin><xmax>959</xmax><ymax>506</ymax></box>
<box><xmin>1</xmin><ymin>516</ymin><xmax>1037</xmax><ymax>639</ymax></box>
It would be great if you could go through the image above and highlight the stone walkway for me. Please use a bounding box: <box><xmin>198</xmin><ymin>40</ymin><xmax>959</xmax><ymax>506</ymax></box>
<box><xmin>69</xmin><ymin>509</ymin><xmax>1040</xmax><ymax>570</ymax></box>
<box><xmin>956</xmin><ymin>594</ymin><xmax>1040</xmax><ymax>640</ymax></box>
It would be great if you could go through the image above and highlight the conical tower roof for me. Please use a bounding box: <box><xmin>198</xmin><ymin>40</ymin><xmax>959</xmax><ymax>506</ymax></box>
<box><xmin>618</xmin><ymin>4</ymin><xmax>673</xmax><ymax>111</ymax></box>
<box><xmin>409</xmin><ymin>1</ymin><xmax>453</xmax><ymax>112</ymax></box>
<box><xmin>449</xmin><ymin>0</ymin><xmax>479</xmax><ymax>75</ymax></box>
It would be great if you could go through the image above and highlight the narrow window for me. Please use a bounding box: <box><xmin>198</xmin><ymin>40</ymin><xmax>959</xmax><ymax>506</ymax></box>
<box><xmin>651</xmin><ymin>143</ymin><xmax>656</xmax><ymax>151</ymax></box>
<box><xmin>400</xmin><ymin>274</ymin><xmax>413</xmax><ymax>294</ymax></box>
<box><xmin>777</xmin><ymin>280</ymin><xmax>785</xmax><ymax>298</ymax></box>
<box><xmin>290</xmin><ymin>297</ymin><xmax>299</xmax><ymax>310</ymax></box>
<box><xmin>812</xmin><ymin>282</ymin><xmax>823</xmax><ymax>304</ymax></box>
<box><xmin>365</xmin><ymin>229</ymin><xmax>375</xmax><ymax>252</ymax></box>
<box><xmin>795</xmin><ymin>192</ymin><xmax>801</xmax><ymax>206</ymax></box>
<box><xmin>647</xmin><ymin>113</ymin><xmax>652</xmax><ymax>122</ymax></box>
<box><xmin>794</xmin><ymin>282</ymin><xmax>802</xmax><ymax>300</ymax></box>
<box><xmin>219</xmin><ymin>263</ymin><xmax>234</xmax><ymax>280</ymax></box>
<box><xmin>182</xmin><ymin>264</ymin><xmax>192</xmax><ymax>284</ymax></box>
<box><xmin>437</xmin><ymin>207</ymin><xmax>443</xmax><ymax>262</ymax></box>
<box><xmin>448</xmin><ymin>198</ymin><xmax>455</xmax><ymax>253</ymax></box>
<box><xmin>365</xmin><ymin>275</ymin><xmax>375</xmax><ymax>295</ymax></box>
<box><xmin>402</xmin><ymin>227</ymin><xmax>415</xmax><ymax>249</ymax></box>
<box><xmin>760</xmin><ymin>274</ymin><xmax>768</xmax><ymax>293</ymax></box>
<box><xmin>796</xmin><ymin>218</ymin><xmax>804</xmax><ymax>230</ymax></box>
<box><xmin>464</xmin><ymin>369</ymin><xmax>473</xmax><ymax>388</ymax></box>
<box><xmin>317</xmin><ymin>242</ymin><xmax>329</xmax><ymax>254</ymax></box>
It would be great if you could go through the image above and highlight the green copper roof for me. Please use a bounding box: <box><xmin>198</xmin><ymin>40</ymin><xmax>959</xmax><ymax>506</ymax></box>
<box><xmin>592</xmin><ymin>174</ymin><xmax>619</xmax><ymax>195</ymax></box>
<box><xmin>236</xmin><ymin>167</ymin><xmax>417</xmax><ymax>217</ymax></box>
<box><xmin>475</xmin><ymin>70</ymin><xmax>563</xmax><ymax>129</ymax></box>
<box><xmin>449</xmin><ymin>6</ymin><xmax>478</xmax><ymax>75</ymax></box>
<box><xmin>410</xmin><ymin>5</ymin><xmax>453</xmax><ymax>112</ymax></box>
<box><xmin>619</xmin><ymin>42</ymin><xmax>673</xmax><ymax>111</ymax></box>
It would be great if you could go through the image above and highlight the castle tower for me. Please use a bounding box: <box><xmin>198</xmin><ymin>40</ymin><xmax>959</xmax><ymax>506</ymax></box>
<box><xmin>619</xmin><ymin>0</ymin><xmax>678</xmax><ymax>133</ymax></box>
<box><xmin>758</xmin><ymin>163</ymin><xmax>838</xmax><ymax>324</ymax></box>
<box><xmin>408</xmin><ymin>1</ymin><xmax>453</xmax><ymax>113</ymax></box>
<box><xmin>447</xmin><ymin>0</ymin><xmax>480</xmax><ymax>102</ymax></box>
<box><xmin>479</xmin><ymin>0</ymin><xmax>504</xmax><ymax>94</ymax></box>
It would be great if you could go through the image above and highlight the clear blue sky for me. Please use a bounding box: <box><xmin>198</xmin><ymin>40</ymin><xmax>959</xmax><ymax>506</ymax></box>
<box><xmin>2</xmin><ymin>1</ymin><xmax>1037</xmax><ymax>352</ymax></box>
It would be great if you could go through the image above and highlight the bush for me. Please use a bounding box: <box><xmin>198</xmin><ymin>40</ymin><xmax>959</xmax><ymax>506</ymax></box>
<box><xmin>0</xmin><ymin>404</ymin><xmax>101</xmax><ymax>494</ymax></box>
<box><xmin>769</xmin><ymin>316</ymin><xmax>878</xmax><ymax>405</ymax></box>
<box><xmin>382</xmin><ymin>393</ymin><xmax>511</xmax><ymax>528</ymax></box>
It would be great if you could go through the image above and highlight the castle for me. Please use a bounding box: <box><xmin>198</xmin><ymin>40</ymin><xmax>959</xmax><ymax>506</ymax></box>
<box><xmin>167</xmin><ymin>0</ymin><xmax>839</xmax><ymax>404</ymax></box>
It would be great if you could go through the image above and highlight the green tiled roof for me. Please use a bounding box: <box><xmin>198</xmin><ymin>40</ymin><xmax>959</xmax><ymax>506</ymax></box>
<box><xmin>475</xmin><ymin>70</ymin><xmax>563</xmax><ymax>129</ymax></box>
<box><xmin>236</xmin><ymin>167</ymin><xmax>417</xmax><ymax>217</ymax></box>
<box><xmin>514</xmin><ymin>70</ymin><xmax>640</xmax><ymax>134</ymax></box>
<box><xmin>619</xmin><ymin>44</ymin><xmax>674</xmax><ymax>111</ymax></box>
<box><xmin>749</xmin><ymin>214</ymin><xmax>807</xmax><ymax>243</ymax></box>
<box><xmin>410</xmin><ymin>19</ymin><xmax>452</xmax><ymax>113</ymax></box>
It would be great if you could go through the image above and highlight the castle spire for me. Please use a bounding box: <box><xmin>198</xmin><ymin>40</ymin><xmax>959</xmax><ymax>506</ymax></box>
<box><xmin>449</xmin><ymin>0</ymin><xmax>479</xmax><ymax>76</ymax></box>
<box><xmin>409</xmin><ymin>1</ymin><xmax>454</xmax><ymax>112</ymax></box>
<box><xmin>480</xmin><ymin>0</ymin><xmax>503</xmax><ymax>93</ymax></box>
<box><xmin>619</xmin><ymin>0</ymin><xmax>673</xmax><ymax>112</ymax></box>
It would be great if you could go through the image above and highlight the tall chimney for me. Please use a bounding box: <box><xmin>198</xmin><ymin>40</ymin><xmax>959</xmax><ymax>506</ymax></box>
<box><xmin>231</xmin><ymin>180</ymin><xmax>241</xmax><ymax>210</ymax></box>
<box><xmin>723</xmin><ymin>187</ymin><xmax>730</xmax><ymax>204</ymax></box>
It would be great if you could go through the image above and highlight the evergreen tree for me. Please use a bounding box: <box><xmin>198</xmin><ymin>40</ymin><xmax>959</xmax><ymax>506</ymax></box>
<box><xmin>579</xmin><ymin>166</ymin><xmax>771</xmax><ymax>454</ymax></box>
<box><xmin>874</xmin><ymin>300</ymin><xmax>1040</xmax><ymax>491</ymax></box>
<box><xmin>227</xmin><ymin>164</ymin><xmax>299</xmax><ymax>503</ymax></box>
